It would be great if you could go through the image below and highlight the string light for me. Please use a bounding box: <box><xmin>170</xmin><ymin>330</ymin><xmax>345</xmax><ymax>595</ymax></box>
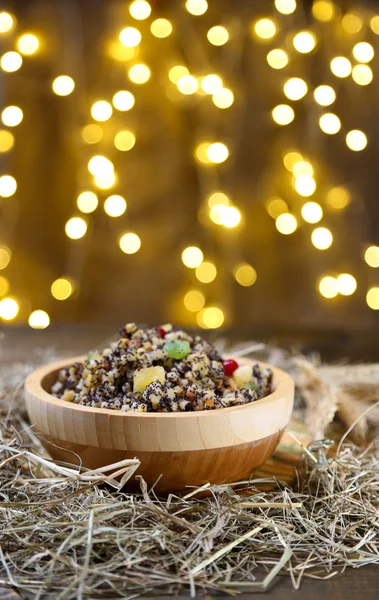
<box><xmin>341</xmin><ymin>12</ymin><xmax>362</xmax><ymax>34</ymax></box>
<box><xmin>253</xmin><ymin>19</ymin><xmax>277</xmax><ymax>40</ymax></box>
<box><xmin>293</xmin><ymin>31</ymin><xmax>316</xmax><ymax>53</ymax></box>
<box><xmin>311</xmin><ymin>227</ymin><xmax>333</xmax><ymax>249</ymax></box>
<box><xmin>294</xmin><ymin>174</ymin><xmax>316</xmax><ymax>196</ymax></box>
<box><xmin>266</xmin><ymin>197</ymin><xmax>288</xmax><ymax>218</ymax></box>
<box><xmin>52</xmin><ymin>76</ymin><xmax>75</xmax><ymax>96</ymax></box>
<box><xmin>0</xmin><ymin>247</ymin><xmax>11</xmax><ymax>269</ymax></box>
<box><xmin>181</xmin><ymin>246</ymin><xmax>203</xmax><ymax>268</ymax></box>
<box><xmin>0</xmin><ymin>12</ymin><xmax>14</xmax><ymax>33</ymax></box>
<box><xmin>206</xmin><ymin>142</ymin><xmax>229</xmax><ymax>163</ymax></box>
<box><xmin>267</xmin><ymin>49</ymin><xmax>288</xmax><ymax>69</ymax></box>
<box><xmin>177</xmin><ymin>74</ymin><xmax>198</xmax><ymax>94</ymax></box>
<box><xmin>212</xmin><ymin>88</ymin><xmax>234</xmax><ymax>108</ymax></box>
<box><xmin>283</xmin><ymin>151</ymin><xmax>302</xmax><ymax>170</ymax></box>
<box><xmin>346</xmin><ymin>130</ymin><xmax>367</xmax><ymax>151</ymax></box>
<box><xmin>77</xmin><ymin>191</ymin><xmax>98</xmax><ymax>213</ymax></box>
<box><xmin>29</xmin><ymin>310</ymin><xmax>50</xmax><ymax>329</ymax></box>
<box><xmin>0</xmin><ymin>297</ymin><xmax>19</xmax><ymax>320</ymax></box>
<box><xmin>88</xmin><ymin>155</ymin><xmax>114</xmax><ymax>176</ymax></box>
<box><xmin>326</xmin><ymin>186</ymin><xmax>351</xmax><ymax>210</ymax></box>
<box><xmin>195</xmin><ymin>261</ymin><xmax>217</xmax><ymax>283</ymax></box>
<box><xmin>233</xmin><ymin>263</ymin><xmax>257</xmax><ymax>286</ymax></box>
<box><xmin>319</xmin><ymin>113</ymin><xmax>341</xmax><ymax>134</ymax></box>
<box><xmin>272</xmin><ymin>104</ymin><xmax>294</xmax><ymax>125</ymax></box>
<box><xmin>150</xmin><ymin>19</ymin><xmax>173</xmax><ymax>38</ymax></box>
<box><xmin>0</xmin><ymin>276</ymin><xmax>9</xmax><ymax>296</ymax></box>
<box><xmin>184</xmin><ymin>290</ymin><xmax>205</xmax><ymax>312</ymax></box>
<box><xmin>275</xmin><ymin>0</ymin><xmax>296</xmax><ymax>15</ymax></box>
<box><xmin>0</xmin><ymin>175</ymin><xmax>17</xmax><ymax>197</ymax></box>
<box><xmin>352</xmin><ymin>42</ymin><xmax>374</xmax><ymax>63</ymax></box>
<box><xmin>119</xmin><ymin>232</ymin><xmax>141</xmax><ymax>254</ymax></box>
<box><xmin>94</xmin><ymin>172</ymin><xmax>116</xmax><ymax>189</ymax></box>
<box><xmin>197</xmin><ymin>306</ymin><xmax>224</xmax><ymax>329</ymax></box>
<box><xmin>17</xmin><ymin>33</ymin><xmax>39</xmax><ymax>55</ymax></box>
<box><xmin>370</xmin><ymin>16</ymin><xmax>379</xmax><ymax>35</ymax></box>
<box><xmin>313</xmin><ymin>85</ymin><xmax>336</xmax><ymax>106</ymax></box>
<box><xmin>275</xmin><ymin>213</ymin><xmax>297</xmax><ymax>234</ymax></box>
<box><xmin>301</xmin><ymin>202</ymin><xmax>323</xmax><ymax>223</ymax></box>
<box><xmin>51</xmin><ymin>278</ymin><xmax>73</xmax><ymax>300</ymax></box>
<box><xmin>365</xmin><ymin>246</ymin><xmax>379</xmax><ymax>268</ymax></box>
<box><xmin>201</xmin><ymin>74</ymin><xmax>223</xmax><ymax>94</ymax></box>
<box><xmin>1</xmin><ymin>51</ymin><xmax>22</xmax><ymax>72</ymax></box>
<box><xmin>312</xmin><ymin>1</ymin><xmax>335</xmax><ymax>21</ymax></box>
<box><xmin>82</xmin><ymin>124</ymin><xmax>103</xmax><ymax>144</ymax></box>
<box><xmin>114</xmin><ymin>130</ymin><xmax>136</xmax><ymax>151</ymax></box>
<box><xmin>367</xmin><ymin>287</ymin><xmax>379</xmax><ymax>310</ymax></box>
<box><xmin>129</xmin><ymin>0</ymin><xmax>151</xmax><ymax>20</ymax></box>
<box><xmin>0</xmin><ymin>130</ymin><xmax>14</xmax><ymax>152</ymax></box>
<box><xmin>119</xmin><ymin>27</ymin><xmax>141</xmax><ymax>47</ymax></box>
<box><xmin>169</xmin><ymin>65</ymin><xmax>189</xmax><ymax>83</ymax></box>
<box><xmin>292</xmin><ymin>160</ymin><xmax>313</xmax><ymax>176</ymax></box>
<box><xmin>65</xmin><ymin>217</ymin><xmax>87</xmax><ymax>239</ymax></box>
<box><xmin>104</xmin><ymin>195</ymin><xmax>127</xmax><ymax>217</ymax></box>
<box><xmin>330</xmin><ymin>57</ymin><xmax>352</xmax><ymax>77</ymax></box>
<box><xmin>207</xmin><ymin>192</ymin><xmax>230</xmax><ymax>208</ymax></box>
<box><xmin>352</xmin><ymin>64</ymin><xmax>373</xmax><ymax>86</ymax></box>
<box><xmin>207</xmin><ymin>26</ymin><xmax>229</xmax><ymax>46</ymax></box>
<box><xmin>128</xmin><ymin>63</ymin><xmax>150</xmax><ymax>84</ymax></box>
<box><xmin>319</xmin><ymin>276</ymin><xmax>338</xmax><ymax>298</ymax></box>
<box><xmin>185</xmin><ymin>0</ymin><xmax>208</xmax><ymax>16</ymax></box>
<box><xmin>337</xmin><ymin>273</ymin><xmax>357</xmax><ymax>296</ymax></box>
<box><xmin>283</xmin><ymin>77</ymin><xmax>307</xmax><ymax>100</ymax></box>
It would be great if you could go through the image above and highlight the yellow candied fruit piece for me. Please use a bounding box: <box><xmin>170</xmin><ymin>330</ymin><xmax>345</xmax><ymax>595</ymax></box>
<box><xmin>232</xmin><ymin>365</ymin><xmax>253</xmax><ymax>388</ymax></box>
<box><xmin>133</xmin><ymin>366</ymin><xmax>166</xmax><ymax>392</ymax></box>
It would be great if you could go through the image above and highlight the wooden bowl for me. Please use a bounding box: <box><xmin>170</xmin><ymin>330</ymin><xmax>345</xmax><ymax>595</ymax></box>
<box><xmin>24</xmin><ymin>356</ymin><xmax>294</xmax><ymax>493</ymax></box>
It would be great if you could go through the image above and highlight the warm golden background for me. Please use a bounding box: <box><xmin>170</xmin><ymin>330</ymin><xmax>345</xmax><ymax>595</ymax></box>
<box><xmin>0</xmin><ymin>0</ymin><xmax>379</xmax><ymax>340</ymax></box>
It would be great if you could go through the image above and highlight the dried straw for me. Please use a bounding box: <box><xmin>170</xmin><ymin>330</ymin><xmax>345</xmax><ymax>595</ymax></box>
<box><xmin>0</xmin><ymin>360</ymin><xmax>379</xmax><ymax>598</ymax></box>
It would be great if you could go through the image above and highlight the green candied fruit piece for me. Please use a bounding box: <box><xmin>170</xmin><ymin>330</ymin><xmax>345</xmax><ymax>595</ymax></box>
<box><xmin>163</xmin><ymin>339</ymin><xmax>190</xmax><ymax>360</ymax></box>
<box><xmin>242</xmin><ymin>382</ymin><xmax>259</xmax><ymax>391</ymax></box>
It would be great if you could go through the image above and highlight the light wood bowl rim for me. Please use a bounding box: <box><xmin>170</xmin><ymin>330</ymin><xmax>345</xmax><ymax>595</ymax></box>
<box><xmin>25</xmin><ymin>354</ymin><xmax>294</xmax><ymax>419</ymax></box>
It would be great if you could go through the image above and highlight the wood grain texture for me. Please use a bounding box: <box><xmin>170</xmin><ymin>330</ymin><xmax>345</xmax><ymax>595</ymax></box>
<box><xmin>24</xmin><ymin>356</ymin><xmax>294</xmax><ymax>492</ymax></box>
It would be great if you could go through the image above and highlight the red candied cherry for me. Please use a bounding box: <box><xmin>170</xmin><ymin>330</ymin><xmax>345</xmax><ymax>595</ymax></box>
<box><xmin>223</xmin><ymin>359</ymin><xmax>239</xmax><ymax>376</ymax></box>
<box><xmin>157</xmin><ymin>326</ymin><xmax>167</xmax><ymax>338</ymax></box>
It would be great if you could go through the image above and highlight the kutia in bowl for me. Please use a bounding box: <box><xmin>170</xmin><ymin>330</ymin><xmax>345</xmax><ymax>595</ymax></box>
<box><xmin>24</xmin><ymin>323</ymin><xmax>294</xmax><ymax>493</ymax></box>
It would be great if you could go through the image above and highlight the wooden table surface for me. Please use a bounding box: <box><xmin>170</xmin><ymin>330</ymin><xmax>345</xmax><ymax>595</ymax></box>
<box><xmin>1</xmin><ymin>325</ymin><xmax>378</xmax><ymax>600</ymax></box>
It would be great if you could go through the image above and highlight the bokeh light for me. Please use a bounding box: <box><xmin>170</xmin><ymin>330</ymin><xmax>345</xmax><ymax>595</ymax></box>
<box><xmin>311</xmin><ymin>227</ymin><xmax>333</xmax><ymax>250</ymax></box>
<box><xmin>234</xmin><ymin>263</ymin><xmax>257</xmax><ymax>286</ymax></box>
<box><xmin>301</xmin><ymin>202</ymin><xmax>323</xmax><ymax>223</ymax></box>
<box><xmin>88</xmin><ymin>155</ymin><xmax>114</xmax><ymax>176</ymax></box>
<box><xmin>185</xmin><ymin>0</ymin><xmax>208</xmax><ymax>16</ymax></box>
<box><xmin>275</xmin><ymin>213</ymin><xmax>298</xmax><ymax>234</ymax></box>
<box><xmin>0</xmin><ymin>175</ymin><xmax>17</xmax><ymax>197</ymax></box>
<box><xmin>267</xmin><ymin>48</ymin><xmax>288</xmax><ymax>69</ymax></box>
<box><xmin>119</xmin><ymin>232</ymin><xmax>141</xmax><ymax>254</ymax></box>
<box><xmin>341</xmin><ymin>12</ymin><xmax>362</xmax><ymax>33</ymax></box>
<box><xmin>129</xmin><ymin>0</ymin><xmax>151</xmax><ymax>20</ymax></box>
<box><xmin>206</xmin><ymin>142</ymin><xmax>229</xmax><ymax>163</ymax></box>
<box><xmin>0</xmin><ymin>297</ymin><xmax>19</xmax><ymax>320</ymax></box>
<box><xmin>65</xmin><ymin>217</ymin><xmax>87</xmax><ymax>239</ymax></box>
<box><xmin>275</xmin><ymin>0</ymin><xmax>296</xmax><ymax>15</ymax></box>
<box><xmin>283</xmin><ymin>77</ymin><xmax>308</xmax><ymax>100</ymax></box>
<box><xmin>52</xmin><ymin>75</ymin><xmax>75</xmax><ymax>96</ymax></box>
<box><xmin>312</xmin><ymin>1</ymin><xmax>335</xmax><ymax>21</ymax></box>
<box><xmin>212</xmin><ymin>88</ymin><xmax>234</xmax><ymax>108</ymax></box>
<box><xmin>51</xmin><ymin>278</ymin><xmax>73</xmax><ymax>300</ymax></box>
<box><xmin>29</xmin><ymin>310</ymin><xmax>50</xmax><ymax>329</ymax></box>
<box><xmin>266</xmin><ymin>197</ymin><xmax>288</xmax><ymax>219</ymax></box>
<box><xmin>283</xmin><ymin>151</ymin><xmax>302</xmax><ymax>170</ymax></box>
<box><xmin>201</xmin><ymin>74</ymin><xmax>223</xmax><ymax>94</ymax></box>
<box><xmin>353</xmin><ymin>42</ymin><xmax>374</xmax><ymax>63</ymax></box>
<box><xmin>367</xmin><ymin>287</ymin><xmax>379</xmax><ymax>310</ymax></box>
<box><xmin>1</xmin><ymin>51</ymin><xmax>22</xmax><ymax>72</ymax></box>
<box><xmin>330</xmin><ymin>57</ymin><xmax>352</xmax><ymax>78</ymax></box>
<box><xmin>272</xmin><ymin>104</ymin><xmax>294</xmax><ymax>125</ymax></box>
<box><xmin>365</xmin><ymin>246</ymin><xmax>379</xmax><ymax>268</ymax></box>
<box><xmin>169</xmin><ymin>65</ymin><xmax>189</xmax><ymax>83</ymax></box>
<box><xmin>337</xmin><ymin>273</ymin><xmax>357</xmax><ymax>296</ymax></box>
<box><xmin>82</xmin><ymin>124</ymin><xmax>103</xmax><ymax>144</ymax></box>
<box><xmin>0</xmin><ymin>276</ymin><xmax>9</xmax><ymax>296</ymax></box>
<box><xmin>94</xmin><ymin>172</ymin><xmax>116</xmax><ymax>189</ymax></box>
<box><xmin>114</xmin><ymin>130</ymin><xmax>136</xmax><ymax>151</ymax></box>
<box><xmin>177</xmin><ymin>74</ymin><xmax>198</xmax><ymax>94</ymax></box>
<box><xmin>253</xmin><ymin>19</ymin><xmax>276</xmax><ymax>40</ymax></box>
<box><xmin>184</xmin><ymin>290</ymin><xmax>205</xmax><ymax>312</ymax></box>
<box><xmin>319</xmin><ymin>276</ymin><xmax>338</xmax><ymax>298</ymax></box>
<box><xmin>292</xmin><ymin>160</ymin><xmax>313</xmax><ymax>177</ymax></box>
<box><xmin>91</xmin><ymin>100</ymin><xmax>112</xmax><ymax>121</ymax></box>
<box><xmin>313</xmin><ymin>85</ymin><xmax>336</xmax><ymax>106</ymax></box>
<box><xmin>77</xmin><ymin>191</ymin><xmax>98</xmax><ymax>214</ymax></box>
<box><xmin>181</xmin><ymin>246</ymin><xmax>203</xmax><ymax>268</ymax></box>
<box><xmin>294</xmin><ymin>174</ymin><xmax>316</xmax><ymax>196</ymax></box>
<box><xmin>0</xmin><ymin>247</ymin><xmax>11</xmax><ymax>269</ymax></box>
<box><xmin>151</xmin><ymin>19</ymin><xmax>173</xmax><ymax>38</ymax></box>
<box><xmin>319</xmin><ymin>112</ymin><xmax>341</xmax><ymax>135</ymax></box>
<box><xmin>0</xmin><ymin>130</ymin><xmax>14</xmax><ymax>152</ymax></box>
<box><xmin>197</xmin><ymin>306</ymin><xmax>224</xmax><ymax>329</ymax></box>
<box><xmin>1</xmin><ymin>106</ymin><xmax>23</xmax><ymax>127</ymax></box>
<box><xmin>326</xmin><ymin>186</ymin><xmax>351</xmax><ymax>210</ymax></box>
<box><xmin>0</xmin><ymin>12</ymin><xmax>14</xmax><ymax>33</ymax></box>
<box><xmin>104</xmin><ymin>195</ymin><xmax>127</xmax><ymax>217</ymax></box>
<box><xmin>370</xmin><ymin>16</ymin><xmax>379</xmax><ymax>34</ymax></box>
<box><xmin>352</xmin><ymin>64</ymin><xmax>373</xmax><ymax>86</ymax></box>
<box><xmin>17</xmin><ymin>33</ymin><xmax>39</xmax><ymax>55</ymax></box>
<box><xmin>113</xmin><ymin>91</ymin><xmax>135</xmax><ymax>112</ymax></box>
<box><xmin>207</xmin><ymin>26</ymin><xmax>229</xmax><ymax>45</ymax></box>
<box><xmin>207</xmin><ymin>192</ymin><xmax>230</xmax><ymax>208</ymax></box>
<box><xmin>293</xmin><ymin>31</ymin><xmax>316</xmax><ymax>53</ymax></box>
<box><xmin>195</xmin><ymin>261</ymin><xmax>217</xmax><ymax>283</ymax></box>
<box><xmin>345</xmin><ymin>130</ymin><xmax>367</xmax><ymax>151</ymax></box>
<box><xmin>128</xmin><ymin>63</ymin><xmax>151</xmax><ymax>84</ymax></box>
<box><xmin>119</xmin><ymin>27</ymin><xmax>141</xmax><ymax>47</ymax></box>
